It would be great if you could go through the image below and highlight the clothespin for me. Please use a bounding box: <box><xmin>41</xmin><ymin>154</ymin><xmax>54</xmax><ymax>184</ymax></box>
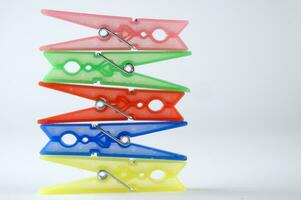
<box><xmin>40</xmin><ymin>155</ymin><xmax>186</xmax><ymax>194</ymax></box>
<box><xmin>40</xmin><ymin>122</ymin><xmax>187</xmax><ymax>160</ymax></box>
<box><xmin>42</xmin><ymin>51</ymin><xmax>190</xmax><ymax>92</ymax></box>
<box><xmin>40</xmin><ymin>9</ymin><xmax>188</xmax><ymax>51</ymax></box>
<box><xmin>38</xmin><ymin>82</ymin><xmax>185</xmax><ymax>123</ymax></box>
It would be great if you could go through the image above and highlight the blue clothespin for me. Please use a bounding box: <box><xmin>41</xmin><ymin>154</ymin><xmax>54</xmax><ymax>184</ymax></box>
<box><xmin>40</xmin><ymin>121</ymin><xmax>187</xmax><ymax>160</ymax></box>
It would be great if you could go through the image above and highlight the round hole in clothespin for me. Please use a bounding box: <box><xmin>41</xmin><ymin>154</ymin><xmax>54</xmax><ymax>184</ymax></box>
<box><xmin>123</xmin><ymin>63</ymin><xmax>135</xmax><ymax>73</ymax></box>
<box><xmin>61</xmin><ymin>133</ymin><xmax>77</xmax><ymax>146</ymax></box>
<box><xmin>150</xmin><ymin>169</ymin><xmax>165</xmax><ymax>181</ymax></box>
<box><xmin>139</xmin><ymin>173</ymin><xmax>145</xmax><ymax>178</ymax></box>
<box><xmin>64</xmin><ymin>61</ymin><xmax>80</xmax><ymax>74</ymax></box>
<box><xmin>98</xmin><ymin>28</ymin><xmax>110</xmax><ymax>38</ymax></box>
<box><xmin>85</xmin><ymin>65</ymin><xmax>92</xmax><ymax>71</ymax></box>
<box><xmin>140</xmin><ymin>31</ymin><xmax>147</xmax><ymax>38</ymax></box>
<box><xmin>137</xmin><ymin>102</ymin><xmax>143</xmax><ymax>108</ymax></box>
<box><xmin>152</xmin><ymin>29</ymin><xmax>167</xmax><ymax>41</ymax></box>
<box><xmin>148</xmin><ymin>99</ymin><xmax>164</xmax><ymax>112</ymax></box>
<box><xmin>82</xmin><ymin>137</ymin><xmax>89</xmax><ymax>143</ymax></box>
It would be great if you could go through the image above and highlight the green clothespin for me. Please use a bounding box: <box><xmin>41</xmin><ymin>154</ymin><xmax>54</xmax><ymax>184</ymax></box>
<box><xmin>43</xmin><ymin>51</ymin><xmax>191</xmax><ymax>92</ymax></box>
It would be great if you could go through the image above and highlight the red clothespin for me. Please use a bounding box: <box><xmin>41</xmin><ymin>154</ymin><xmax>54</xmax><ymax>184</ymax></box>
<box><xmin>38</xmin><ymin>82</ymin><xmax>184</xmax><ymax>124</ymax></box>
<box><xmin>40</xmin><ymin>9</ymin><xmax>188</xmax><ymax>51</ymax></box>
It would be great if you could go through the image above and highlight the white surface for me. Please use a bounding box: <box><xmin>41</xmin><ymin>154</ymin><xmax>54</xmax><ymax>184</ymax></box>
<box><xmin>0</xmin><ymin>0</ymin><xmax>301</xmax><ymax>199</ymax></box>
<box><xmin>2</xmin><ymin>189</ymin><xmax>301</xmax><ymax>200</ymax></box>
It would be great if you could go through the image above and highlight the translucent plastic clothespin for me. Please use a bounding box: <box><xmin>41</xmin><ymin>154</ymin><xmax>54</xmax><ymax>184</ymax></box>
<box><xmin>42</xmin><ymin>51</ymin><xmax>191</xmax><ymax>92</ymax></box>
<box><xmin>40</xmin><ymin>9</ymin><xmax>189</xmax><ymax>51</ymax></box>
<box><xmin>40</xmin><ymin>122</ymin><xmax>187</xmax><ymax>160</ymax></box>
<box><xmin>40</xmin><ymin>156</ymin><xmax>186</xmax><ymax>194</ymax></box>
<box><xmin>38</xmin><ymin>82</ymin><xmax>186</xmax><ymax>123</ymax></box>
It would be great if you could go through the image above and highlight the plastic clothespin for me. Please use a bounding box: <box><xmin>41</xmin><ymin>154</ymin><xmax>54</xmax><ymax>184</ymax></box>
<box><xmin>38</xmin><ymin>82</ymin><xmax>185</xmax><ymax>124</ymax></box>
<box><xmin>40</xmin><ymin>155</ymin><xmax>186</xmax><ymax>194</ymax></box>
<box><xmin>40</xmin><ymin>122</ymin><xmax>187</xmax><ymax>160</ymax></box>
<box><xmin>42</xmin><ymin>51</ymin><xmax>191</xmax><ymax>92</ymax></box>
<box><xmin>40</xmin><ymin>9</ymin><xmax>188</xmax><ymax>51</ymax></box>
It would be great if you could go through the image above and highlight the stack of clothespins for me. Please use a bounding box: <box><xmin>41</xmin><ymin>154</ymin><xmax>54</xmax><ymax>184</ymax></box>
<box><xmin>38</xmin><ymin>9</ymin><xmax>191</xmax><ymax>194</ymax></box>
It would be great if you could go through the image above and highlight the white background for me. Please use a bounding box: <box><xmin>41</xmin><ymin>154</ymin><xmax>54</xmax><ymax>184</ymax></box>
<box><xmin>0</xmin><ymin>0</ymin><xmax>300</xmax><ymax>199</ymax></box>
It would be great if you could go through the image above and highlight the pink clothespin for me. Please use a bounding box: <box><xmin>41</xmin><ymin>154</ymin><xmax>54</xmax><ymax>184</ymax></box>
<box><xmin>40</xmin><ymin>9</ymin><xmax>188</xmax><ymax>51</ymax></box>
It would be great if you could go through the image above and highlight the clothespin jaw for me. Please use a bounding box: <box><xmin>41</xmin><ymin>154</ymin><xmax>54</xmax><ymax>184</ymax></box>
<box><xmin>40</xmin><ymin>156</ymin><xmax>186</xmax><ymax>194</ymax></box>
<box><xmin>42</xmin><ymin>51</ymin><xmax>191</xmax><ymax>92</ymax></box>
<box><xmin>40</xmin><ymin>9</ymin><xmax>189</xmax><ymax>51</ymax></box>
<box><xmin>38</xmin><ymin>82</ymin><xmax>186</xmax><ymax>123</ymax></box>
<box><xmin>40</xmin><ymin>122</ymin><xmax>187</xmax><ymax>160</ymax></box>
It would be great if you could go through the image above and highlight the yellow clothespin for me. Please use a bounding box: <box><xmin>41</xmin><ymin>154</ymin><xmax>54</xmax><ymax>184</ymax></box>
<box><xmin>40</xmin><ymin>155</ymin><xmax>186</xmax><ymax>194</ymax></box>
